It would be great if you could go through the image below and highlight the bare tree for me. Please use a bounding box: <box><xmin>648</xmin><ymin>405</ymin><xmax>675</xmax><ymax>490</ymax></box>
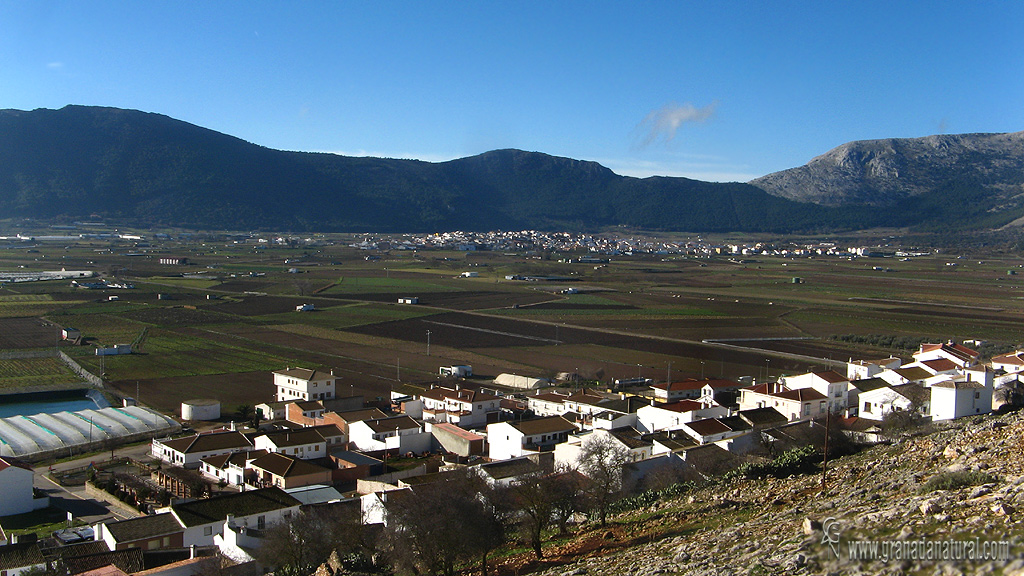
<box><xmin>254</xmin><ymin>503</ymin><xmax>363</xmax><ymax>576</ymax></box>
<box><xmin>382</xmin><ymin>471</ymin><xmax>504</xmax><ymax>576</ymax></box>
<box><xmin>576</xmin><ymin>433</ymin><xmax>631</xmax><ymax>526</ymax></box>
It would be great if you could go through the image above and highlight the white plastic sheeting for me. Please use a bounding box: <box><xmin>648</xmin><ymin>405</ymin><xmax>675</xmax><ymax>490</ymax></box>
<box><xmin>0</xmin><ymin>405</ymin><xmax>179</xmax><ymax>459</ymax></box>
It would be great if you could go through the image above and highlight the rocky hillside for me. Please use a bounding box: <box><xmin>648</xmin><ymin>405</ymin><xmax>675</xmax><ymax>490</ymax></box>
<box><xmin>498</xmin><ymin>411</ymin><xmax>1024</xmax><ymax>576</ymax></box>
<box><xmin>750</xmin><ymin>132</ymin><xmax>1024</xmax><ymax>208</ymax></box>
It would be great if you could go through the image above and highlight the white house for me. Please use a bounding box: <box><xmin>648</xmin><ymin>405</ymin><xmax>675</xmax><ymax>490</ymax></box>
<box><xmin>152</xmin><ymin>431</ymin><xmax>253</xmax><ymax>469</ymax></box>
<box><xmin>738</xmin><ymin>382</ymin><xmax>829</xmax><ymax>422</ymax></box>
<box><xmin>553</xmin><ymin>428</ymin><xmax>654</xmax><ymax>470</ymax></box>
<box><xmin>649</xmin><ymin>380</ymin><xmax>705</xmax><ymax>402</ymax></box>
<box><xmin>930</xmin><ymin>378</ymin><xmax>993</xmax><ymax>421</ymax></box>
<box><xmin>0</xmin><ymin>457</ymin><xmax>47</xmax><ymax>517</ymax></box>
<box><xmin>991</xmin><ymin>350</ymin><xmax>1024</xmax><ymax>374</ymax></box>
<box><xmin>858</xmin><ymin>383</ymin><xmax>930</xmax><ymax>419</ymax></box>
<box><xmin>273</xmin><ymin>367</ymin><xmax>337</xmax><ymax>402</ymax></box>
<box><xmin>200</xmin><ymin>450</ymin><xmax>268</xmax><ymax>487</ymax></box>
<box><xmin>679</xmin><ymin>418</ymin><xmax>747</xmax><ymax>445</ymax></box>
<box><xmin>169</xmin><ymin>487</ymin><xmax>302</xmax><ymax>547</ymax></box>
<box><xmin>526</xmin><ymin>391</ymin><xmax>571</xmax><ymax>417</ymax></box>
<box><xmin>418</xmin><ymin>386</ymin><xmax>500</xmax><ymax>428</ymax></box>
<box><xmin>486</xmin><ymin>416</ymin><xmax>577</xmax><ymax>461</ymax></box>
<box><xmin>635</xmin><ymin>400</ymin><xmax>729</xmax><ymax>433</ymax></box>
<box><xmin>847</xmin><ymin>357</ymin><xmax>902</xmax><ymax>381</ymax></box>
<box><xmin>782</xmin><ymin>370</ymin><xmax>849</xmax><ymax>413</ymax></box>
<box><xmin>913</xmin><ymin>342</ymin><xmax>979</xmax><ymax>368</ymax></box>
<box><xmin>348</xmin><ymin>415</ymin><xmax>425</xmax><ymax>452</ymax></box>
<box><xmin>253</xmin><ymin>428</ymin><xmax>327</xmax><ymax>460</ymax></box>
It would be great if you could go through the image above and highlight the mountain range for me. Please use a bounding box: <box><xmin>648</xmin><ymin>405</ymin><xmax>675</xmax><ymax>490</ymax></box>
<box><xmin>1</xmin><ymin>105</ymin><xmax>1022</xmax><ymax>233</ymax></box>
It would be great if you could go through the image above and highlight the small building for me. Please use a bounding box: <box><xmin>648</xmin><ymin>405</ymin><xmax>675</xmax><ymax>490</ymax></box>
<box><xmin>61</xmin><ymin>328</ymin><xmax>81</xmax><ymax>341</ymax></box>
<box><xmin>295</xmin><ymin>303</ymin><xmax>315</xmax><ymax>312</ymax></box>
<box><xmin>439</xmin><ymin>365</ymin><xmax>472</xmax><ymax>378</ymax></box>
<box><xmin>460</xmin><ymin>271</ymin><xmax>479</xmax><ymax>278</ymax></box>
<box><xmin>159</xmin><ymin>257</ymin><xmax>189</xmax><ymax>265</ymax></box>
<box><xmin>397</xmin><ymin>297</ymin><xmax>419</xmax><ymax>305</ymax></box>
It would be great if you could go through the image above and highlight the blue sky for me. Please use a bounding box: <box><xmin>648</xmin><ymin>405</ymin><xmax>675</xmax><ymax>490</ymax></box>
<box><xmin>1</xmin><ymin>2</ymin><xmax>1021</xmax><ymax>181</ymax></box>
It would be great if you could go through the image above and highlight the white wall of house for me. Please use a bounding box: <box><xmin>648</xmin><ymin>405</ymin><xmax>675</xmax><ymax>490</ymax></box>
<box><xmin>253</xmin><ymin>436</ymin><xmax>326</xmax><ymax>460</ymax></box>
<box><xmin>274</xmin><ymin>372</ymin><xmax>336</xmax><ymax>402</ymax></box>
<box><xmin>348</xmin><ymin>422</ymin><xmax>428</xmax><ymax>453</ymax></box>
<box><xmin>485</xmin><ymin>422</ymin><xmax>525</xmax><ymax>461</ymax></box>
<box><xmin>151</xmin><ymin>440</ymin><xmax>249</xmax><ymax>469</ymax></box>
<box><xmin>858</xmin><ymin>388</ymin><xmax>913</xmax><ymax>418</ymax></box>
<box><xmin>930</xmin><ymin>383</ymin><xmax>992</xmax><ymax>421</ymax></box>
<box><xmin>783</xmin><ymin>373</ymin><xmax>848</xmax><ymax>413</ymax></box>
<box><xmin>0</xmin><ymin>463</ymin><xmax>36</xmax><ymax>516</ymax></box>
<box><xmin>636</xmin><ymin>404</ymin><xmax>728</xmax><ymax>433</ymax></box>
<box><xmin>177</xmin><ymin>507</ymin><xmax>298</xmax><ymax>548</ymax></box>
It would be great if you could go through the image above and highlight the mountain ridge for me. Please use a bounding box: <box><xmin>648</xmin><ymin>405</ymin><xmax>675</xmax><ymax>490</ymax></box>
<box><xmin>1</xmin><ymin>105</ymin><xmax>1022</xmax><ymax>233</ymax></box>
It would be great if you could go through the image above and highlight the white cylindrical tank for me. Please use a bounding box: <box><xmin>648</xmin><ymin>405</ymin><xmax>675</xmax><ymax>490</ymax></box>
<box><xmin>181</xmin><ymin>399</ymin><xmax>221</xmax><ymax>421</ymax></box>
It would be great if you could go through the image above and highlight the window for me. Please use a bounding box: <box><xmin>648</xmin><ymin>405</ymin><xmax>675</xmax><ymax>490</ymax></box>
<box><xmin>257</xmin><ymin>515</ymin><xmax>266</xmax><ymax>530</ymax></box>
<box><xmin>203</xmin><ymin>526</ymin><xmax>213</xmax><ymax>536</ymax></box>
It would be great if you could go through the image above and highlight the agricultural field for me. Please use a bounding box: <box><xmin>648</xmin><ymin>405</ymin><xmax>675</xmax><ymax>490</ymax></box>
<box><xmin>0</xmin><ymin>357</ymin><xmax>81</xmax><ymax>390</ymax></box>
<box><xmin>2</xmin><ymin>228</ymin><xmax>1023</xmax><ymax>417</ymax></box>
<box><xmin>0</xmin><ymin>317</ymin><xmax>61</xmax><ymax>349</ymax></box>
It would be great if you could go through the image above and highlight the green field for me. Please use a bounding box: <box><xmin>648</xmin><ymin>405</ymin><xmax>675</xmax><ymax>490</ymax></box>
<box><xmin>0</xmin><ymin>357</ymin><xmax>81</xmax><ymax>389</ymax></box>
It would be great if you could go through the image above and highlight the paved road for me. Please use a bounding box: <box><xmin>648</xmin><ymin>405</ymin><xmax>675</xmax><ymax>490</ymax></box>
<box><xmin>32</xmin><ymin>441</ymin><xmax>156</xmax><ymax>526</ymax></box>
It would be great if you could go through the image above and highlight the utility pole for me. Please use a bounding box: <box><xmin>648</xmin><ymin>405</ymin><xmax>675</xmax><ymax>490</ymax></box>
<box><xmin>396</xmin><ymin>357</ymin><xmax>400</xmax><ymax>381</ymax></box>
<box><xmin>821</xmin><ymin>408</ymin><xmax>831</xmax><ymax>493</ymax></box>
<box><xmin>666</xmin><ymin>361</ymin><xmax>672</xmax><ymax>385</ymax></box>
<box><xmin>426</xmin><ymin>330</ymin><xmax>431</xmax><ymax>356</ymax></box>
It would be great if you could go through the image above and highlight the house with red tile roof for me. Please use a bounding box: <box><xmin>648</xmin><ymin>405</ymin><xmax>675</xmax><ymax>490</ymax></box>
<box><xmin>738</xmin><ymin>382</ymin><xmax>828</xmax><ymax>422</ymax></box>
<box><xmin>781</xmin><ymin>370</ymin><xmax>850</xmax><ymax>413</ymax></box>
<box><xmin>913</xmin><ymin>342</ymin><xmax>979</xmax><ymax>368</ymax></box>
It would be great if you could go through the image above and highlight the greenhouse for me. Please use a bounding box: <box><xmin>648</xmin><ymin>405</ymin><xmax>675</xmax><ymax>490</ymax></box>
<box><xmin>0</xmin><ymin>405</ymin><xmax>180</xmax><ymax>461</ymax></box>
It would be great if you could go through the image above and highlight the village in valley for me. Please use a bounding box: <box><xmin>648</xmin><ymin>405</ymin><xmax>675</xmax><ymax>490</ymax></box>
<box><xmin>1</xmin><ymin>227</ymin><xmax>1023</xmax><ymax>576</ymax></box>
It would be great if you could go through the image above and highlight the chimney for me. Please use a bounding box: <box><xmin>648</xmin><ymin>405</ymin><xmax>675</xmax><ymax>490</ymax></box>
<box><xmin>190</xmin><ymin>545</ymin><xmax>197</xmax><ymax>559</ymax></box>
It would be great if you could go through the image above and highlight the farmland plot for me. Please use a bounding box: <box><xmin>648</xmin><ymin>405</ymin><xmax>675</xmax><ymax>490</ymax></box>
<box><xmin>0</xmin><ymin>357</ymin><xmax>81</xmax><ymax>389</ymax></box>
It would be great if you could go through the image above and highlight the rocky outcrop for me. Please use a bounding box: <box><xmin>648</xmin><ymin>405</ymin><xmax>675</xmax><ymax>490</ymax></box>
<box><xmin>750</xmin><ymin>131</ymin><xmax>1024</xmax><ymax>207</ymax></box>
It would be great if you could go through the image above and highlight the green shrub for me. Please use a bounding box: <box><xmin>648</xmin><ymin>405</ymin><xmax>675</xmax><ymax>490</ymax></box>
<box><xmin>725</xmin><ymin>446</ymin><xmax>820</xmax><ymax>481</ymax></box>
<box><xmin>919</xmin><ymin>470</ymin><xmax>996</xmax><ymax>493</ymax></box>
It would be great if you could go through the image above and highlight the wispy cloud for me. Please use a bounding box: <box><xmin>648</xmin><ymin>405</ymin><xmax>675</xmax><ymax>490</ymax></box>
<box><xmin>46</xmin><ymin>61</ymin><xmax>64</xmax><ymax>70</ymax></box>
<box><xmin>635</xmin><ymin>101</ymin><xmax>717</xmax><ymax>149</ymax></box>
<box><xmin>594</xmin><ymin>156</ymin><xmax>760</xmax><ymax>182</ymax></box>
